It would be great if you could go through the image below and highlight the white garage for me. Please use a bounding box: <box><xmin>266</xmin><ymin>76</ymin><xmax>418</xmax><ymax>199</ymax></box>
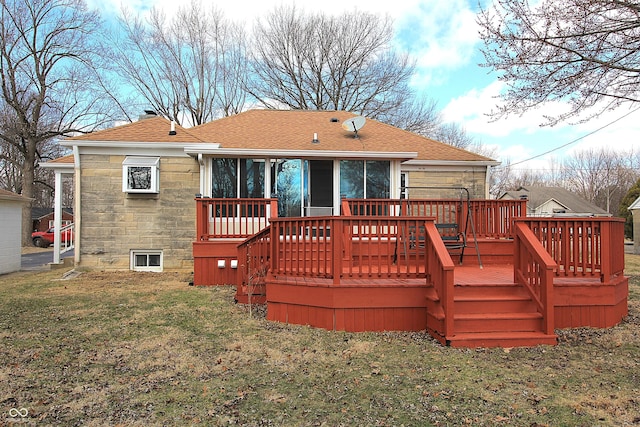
<box><xmin>0</xmin><ymin>189</ymin><xmax>30</xmax><ymax>275</ymax></box>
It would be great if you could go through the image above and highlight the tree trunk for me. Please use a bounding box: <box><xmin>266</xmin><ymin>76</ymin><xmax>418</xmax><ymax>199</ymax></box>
<box><xmin>20</xmin><ymin>138</ymin><xmax>36</xmax><ymax>247</ymax></box>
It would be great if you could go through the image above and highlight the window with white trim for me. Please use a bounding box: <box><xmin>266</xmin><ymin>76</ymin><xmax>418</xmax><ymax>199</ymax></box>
<box><xmin>123</xmin><ymin>157</ymin><xmax>160</xmax><ymax>193</ymax></box>
<box><xmin>130</xmin><ymin>250</ymin><xmax>163</xmax><ymax>272</ymax></box>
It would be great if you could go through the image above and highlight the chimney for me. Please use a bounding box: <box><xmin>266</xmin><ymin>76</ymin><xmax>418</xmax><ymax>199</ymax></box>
<box><xmin>138</xmin><ymin>110</ymin><xmax>157</xmax><ymax>120</ymax></box>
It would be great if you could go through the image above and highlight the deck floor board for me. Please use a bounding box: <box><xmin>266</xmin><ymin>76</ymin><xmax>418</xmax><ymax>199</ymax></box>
<box><xmin>271</xmin><ymin>264</ymin><xmax>608</xmax><ymax>287</ymax></box>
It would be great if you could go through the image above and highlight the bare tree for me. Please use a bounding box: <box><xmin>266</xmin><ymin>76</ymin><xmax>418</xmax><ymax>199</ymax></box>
<box><xmin>377</xmin><ymin>96</ymin><xmax>441</xmax><ymax>137</ymax></box>
<box><xmin>432</xmin><ymin>122</ymin><xmax>476</xmax><ymax>150</ymax></box>
<box><xmin>562</xmin><ymin>147</ymin><xmax>636</xmax><ymax>214</ymax></box>
<box><xmin>250</xmin><ymin>6</ymin><xmax>416</xmax><ymax>118</ymax></box>
<box><xmin>0</xmin><ymin>0</ymin><xmax>114</xmax><ymax>244</ymax></box>
<box><xmin>111</xmin><ymin>0</ymin><xmax>248</xmax><ymax>126</ymax></box>
<box><xmin>477</xmin><ymin>0</ymin><xmax>640</xmax><ymax>125</ymax></box>
<box><xmin>489</xmin><ymin>162</ymin><xmax>551</xmax><ymax>199</ymax></box>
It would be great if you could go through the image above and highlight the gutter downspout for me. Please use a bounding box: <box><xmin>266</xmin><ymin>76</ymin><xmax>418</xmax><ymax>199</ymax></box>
<box><xmin>73</xmin><ymin>146</ymin><xmax>81</xmax><ymax>265</ymax></box>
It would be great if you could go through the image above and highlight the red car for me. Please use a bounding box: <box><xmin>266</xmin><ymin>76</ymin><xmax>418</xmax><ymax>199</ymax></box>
<box><xmin>31</xmin><ymin>227</ymin><xmax>74</xmax><ymax>248</ymax></box>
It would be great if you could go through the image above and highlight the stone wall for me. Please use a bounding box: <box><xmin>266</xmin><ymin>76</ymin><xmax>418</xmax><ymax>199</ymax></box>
<box><xmin>78</xmin><ymin>154</ymin><xmax>199</xmax><ymax>271</ymax></box>
<box><xmin>405</xmin><ymin>168</ymin><xmax>487</xmax><ymax>199</ymax></box>
<box><xmin>632</xmin><ymin>208</ymin><xmax>640</xmax><ymax>255</ymax></box>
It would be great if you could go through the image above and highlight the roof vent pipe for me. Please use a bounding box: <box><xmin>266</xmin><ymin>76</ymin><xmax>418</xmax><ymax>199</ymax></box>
<box><xmin>169</xmin><ymin>121</ymin><xmax>177</xmax><ymax>136</ymax></box>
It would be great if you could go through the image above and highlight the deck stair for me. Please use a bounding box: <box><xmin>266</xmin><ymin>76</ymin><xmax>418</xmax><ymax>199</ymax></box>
<box><xmin>427</xmin><ymin>281</ymin><xmax>558</xmax><ymax>348</ymax></box>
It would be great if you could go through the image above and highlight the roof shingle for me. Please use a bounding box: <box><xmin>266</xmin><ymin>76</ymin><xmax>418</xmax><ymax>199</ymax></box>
<box><xmin>190</xmin><ymin>110</ymin><xmax>493</xmax><ymax>162</ymax></box>
<box><xmin>68</xmin><ymin>116</ymin><xmax>205</xmax><ymax>143</ymax></box>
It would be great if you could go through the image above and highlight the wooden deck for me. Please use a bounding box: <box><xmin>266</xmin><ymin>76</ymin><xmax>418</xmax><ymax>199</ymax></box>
<box><xmin>193</xmin><ymin>197</ymin><xmax>629</xmax><ymax>348</ymax></box>
<box><xmin>264</xmin><ymin>263</ymin><xmax>627</xmax><ymax>347</ymax></box>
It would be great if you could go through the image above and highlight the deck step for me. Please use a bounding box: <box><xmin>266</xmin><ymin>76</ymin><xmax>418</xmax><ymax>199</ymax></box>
<box><xmin>454</xmin><ymin>311</ymin><xmax>543</xmax><ymax>333</ymax></box>
<box><xmin>430</xmin><ymin>281</ymin><xmax>558</xmax><ymax>347</ymax></box>
<box><xmin>446</xmin><ymin>331</ymin><xmax>558</xmax><ymax>348</ymax></box>
<box><xmin>454</xmin><ymin>293</ymin><xmax>536</xmax><ymax>314</ymax></box>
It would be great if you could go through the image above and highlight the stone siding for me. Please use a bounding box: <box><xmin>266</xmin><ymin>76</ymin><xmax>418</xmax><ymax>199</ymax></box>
<box><xmin>406</xmin><ymin>169</ymin><xmax>487</xmax><ymax>199</ymax></box>
<box><xmin>79</xmin><ymin>154</ymin><xmax>199</xmax><ymax>271</ymax></box>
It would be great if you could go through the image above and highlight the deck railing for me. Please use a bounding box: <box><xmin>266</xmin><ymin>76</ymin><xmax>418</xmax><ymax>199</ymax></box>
<box><xmin>513</xmin><ymin>222</ymin><xmax>556</xmax><ymax>335</ymax></box>
<box><xmin>517</xmin><ymin>217</ymin><xmax>625</xmax><ymax>282</ymax></box>
<box><xmin>423</xmin><ymin>221</ymin><xmax>455</xmax><ymax>339</ymax></box>
<box><xmin>269</xmin><ymin>216</ymin><xmax>437</xmax><ymax>282</ymax></box>
<box><xmin>237</xmin><ymin>226</ymin><xmax>271</xmax><ymax>303</ymax></box>
<box><xmin>196</xmin><ymin>198</ymin><xmax>278</xmax><ymax>239</ymax></box>
<box><xmin>342</xmin><ymin>198</ymin><xmax>526</xmax><ymax>239</ymax></box>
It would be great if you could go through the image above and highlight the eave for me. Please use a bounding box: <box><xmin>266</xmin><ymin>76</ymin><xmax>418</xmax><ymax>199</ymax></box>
<box><xmin>402</xmin><ymin>159</ymin><xmax>501</xmax><ymax>167</ymax></box>
<box><xmin>183</xmin><ymin>145</ymin><xmax>417</xmax><ymax>160</ymax></box>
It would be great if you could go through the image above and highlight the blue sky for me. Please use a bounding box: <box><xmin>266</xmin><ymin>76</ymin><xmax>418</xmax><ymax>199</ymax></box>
<box><xmin>89</xmin><ymin>0</ymin><xmax>640</xmax><ymax>173</ymax></box>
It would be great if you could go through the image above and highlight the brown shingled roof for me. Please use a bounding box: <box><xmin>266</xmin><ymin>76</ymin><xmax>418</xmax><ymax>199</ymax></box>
<box><xmin>48</xmin><ymin>154</ymin><xmax>74</xmax><ymax>164</ymax></box>
<box><xmin>67</xmin><ymin>116</ymin><xmax>205</xmax><ymax>143</ymax></box>
<box><xmin>190</xmin><ymin>110</ymin><xmax>493</xmax><ymax>162</ymax></box>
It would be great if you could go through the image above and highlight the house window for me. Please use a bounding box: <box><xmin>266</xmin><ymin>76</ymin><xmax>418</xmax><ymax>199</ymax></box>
<box><xmin>123</xmin><ymin>157</ymin><xmax>160</xmax><ymax>193</ymax></box>
<box><xmin>340</xmin><ymin>160</ymin><xmax>390</xmax><ymax>199</ymax></box>
<box><xmin>130</xmin><ymin>250</ymin><xmax>163</xmax><ymax>272</ymax></box>
<box><xmin>212</xmin><ymin>158</ymin><xmax>265</xmax><ymax>198</ymax></box>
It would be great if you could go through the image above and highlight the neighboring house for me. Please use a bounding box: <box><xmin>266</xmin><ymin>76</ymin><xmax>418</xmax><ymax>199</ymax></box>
<box><xmin>0</xmin><ymin>189</ymin><xmax>31</xmax><ymax>274</ymax></box>
<box><xmin>628</xmin><ymin>196</ymin><xmax>640</xmax><ymax>254</ymax></box>
<box><xmin>57</xmin><ymin>109</ymin><xmax>497</xmax><ymax>272</ymax></box>
<box><xmin>499</xmin><ymin>186</ymin><xmax>611</xmax><ymax>217</ymax></box>
<box><xmin>32</xmin><ymin>208</ymin><xmax>74</xmax><ymax>233</ymax></box>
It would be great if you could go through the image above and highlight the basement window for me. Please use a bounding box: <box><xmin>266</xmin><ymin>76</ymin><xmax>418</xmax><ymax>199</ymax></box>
<box><xmin>130</xmin><ymin>250</ymin><xmax>163</xmax><ymax>272</ymax></box>
<box><xmin>123</xmin><ymin>157</ymin><xmax>160</xmax><ymax>193</ymax></box>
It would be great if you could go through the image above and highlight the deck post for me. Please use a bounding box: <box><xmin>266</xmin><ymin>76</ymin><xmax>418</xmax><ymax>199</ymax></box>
<box><xmin>269</xmin><ymin>199</ymin><xmax>279</xmax><ymax>220</ymax></box>
<box><xmin>332</xmin><ymin>218</ymin><xmax>342</xmax><ymax>285</ymax></box>
<box><xmin>195</xmin><ymin>197</ymin><xmax>207</xmax><ymax>241</ymax></box>
<box><xmin>600</xmin><ymin>219</ymin><xmax>612</xmax><ymax>283</ymax></box>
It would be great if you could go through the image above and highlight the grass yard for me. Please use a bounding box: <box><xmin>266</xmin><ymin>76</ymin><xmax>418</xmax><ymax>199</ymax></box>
<box><xmin>0</xmin><ymin>258</ymin><xmax>639</xmax><ymax>426</ymax></box>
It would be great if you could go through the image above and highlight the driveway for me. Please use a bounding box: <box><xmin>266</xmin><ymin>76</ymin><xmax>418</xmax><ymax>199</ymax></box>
<box><xmin>21</xmin><ymin>249</ymin><xmax>74</xmax><ymax>271</ymax></box>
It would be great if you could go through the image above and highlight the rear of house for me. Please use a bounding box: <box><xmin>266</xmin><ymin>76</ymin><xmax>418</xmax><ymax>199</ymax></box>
<box><xmin>52</xmin><ymin>109</ymin><xmax>628</xmax><ymax>348</ymax></box>
<box><xmin>62</xmin><ymin>109</ymin><xmax>496</xmax><ymax>273</ymax></box>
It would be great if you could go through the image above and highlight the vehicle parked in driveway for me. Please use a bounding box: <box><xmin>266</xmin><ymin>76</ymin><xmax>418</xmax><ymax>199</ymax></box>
<box><xmin>31</xmin><ymin>227</ymin><xmax>73</xmax><ymax>248</ymax></box>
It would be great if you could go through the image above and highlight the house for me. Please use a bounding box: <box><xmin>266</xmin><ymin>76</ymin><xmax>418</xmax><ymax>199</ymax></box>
<box><xmin>32</xmin><ymin>207</ymin><xmax>74</xmax><ymax>233</ymax></box>
<box><xmin>628</xmin><ymin>196</ymin><xmax>640</xmax><ymax>254</ymax></box>
<box><xmin>499</xmin><ymin>186</ymin><xmax>611</xmax><ymax>217</ymax></box>
<box><xmin>0</xmin><ymin>189</ymin><xmax>31</xmax><ymax>274</ymax></box>
<box><xmin>43</xmin><ymin>109</ymin><xmax>628</xmax><ymax>348</ymax></box>
<box><xmin>59</xmin><ymin>109</ymin><xmax>497</xmax><ymax>272</ymax></box>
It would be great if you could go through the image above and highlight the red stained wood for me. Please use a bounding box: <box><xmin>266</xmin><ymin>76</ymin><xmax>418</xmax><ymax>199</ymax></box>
<box><xmin>195</xmin><ymin>198</ymin><xmax>629</xmax><ymax>347</ymax></box>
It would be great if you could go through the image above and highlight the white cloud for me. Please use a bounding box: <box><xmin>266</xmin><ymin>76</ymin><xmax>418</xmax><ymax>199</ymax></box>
<box><xmin>90</xmin><ymin>0</ymin><xmax>479</xmax><ymax>70</ymax></box>
<box><xmin>394</xmin><ymin>0</ymin><xmax>480</xmax><ymax>73</ymax></box>
<box><xmin>441</xmin><ymin>81</ymin><xmax>574</xmax><ymax>138</ymax></box>
<box><xmin>443</xmin><ymin>79</ymin><xmax>640</xmax><ymax>172</ymax></box>
<box><xmin>564</xmin><ymin>108</ymin><xmax>640</xmax><ymax>156</ymax></box>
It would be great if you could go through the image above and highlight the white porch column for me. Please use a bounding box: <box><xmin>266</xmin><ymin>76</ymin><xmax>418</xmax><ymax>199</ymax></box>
<box><xmin>53</xmin><ymin>170</ymin><xmax>63</xmax><ymax>264</ymax></box>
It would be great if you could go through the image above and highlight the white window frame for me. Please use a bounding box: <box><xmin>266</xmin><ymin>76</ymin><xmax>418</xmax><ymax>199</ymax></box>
<box><xmin>122</xmin><ymin>156</ymin><xmax>160</xmax><ymax>193</ymax></box>
<box><xmin>130</xmin><ymin>250</ymin><xmax>163</xmax><ymax>272</ymax></box>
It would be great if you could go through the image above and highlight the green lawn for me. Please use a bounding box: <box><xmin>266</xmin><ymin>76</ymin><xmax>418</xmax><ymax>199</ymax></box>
<box><xmin>0</xmin><ymin>260</ymin><xmax>638</xmax><ymax>426</ymax></box>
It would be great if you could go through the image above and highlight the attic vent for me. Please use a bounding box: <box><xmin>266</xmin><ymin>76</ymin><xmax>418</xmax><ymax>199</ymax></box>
<box><xmin>519</xmin><ymin>195</ymin><xmax>528</xmax><ymax>200</ymax></box>
<box><xmin>330</xmin><ymin>117</ymin><xmax>339</xmax><ymax>122</ymax></box>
